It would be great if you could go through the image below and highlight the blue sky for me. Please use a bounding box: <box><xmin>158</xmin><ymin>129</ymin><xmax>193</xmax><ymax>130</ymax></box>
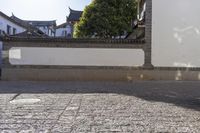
<box><xmin>0</xmin><ymin>0</ymin><xmax>91</xmax><ymax>25</ymax></box>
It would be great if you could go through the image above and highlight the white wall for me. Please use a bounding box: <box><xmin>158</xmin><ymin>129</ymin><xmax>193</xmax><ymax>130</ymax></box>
<box><xmin>0</xmin><ymin>15</ymin><xmax>26</xmax><ymax>35</ymax></box>
<box><xmin>56</xmin><ymin>26</ymin><xmax>72</xmax><ymax>37</ymax></box>
<box><xmin>152</xmin><ymin>0</ymin><xmax>200</xmax><ymax>67</ymax></box>
<box><xmin>9</xmin><ymin>47</ymin><xmax>144</xmax><ymax>66</ymax></box>
<box><xmin>56</xmin><ymin>28</ymin><xmax>65</xmax><ymax>37</ymax></box>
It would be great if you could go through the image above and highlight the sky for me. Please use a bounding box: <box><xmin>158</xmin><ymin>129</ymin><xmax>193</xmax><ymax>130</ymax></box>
<box><xmin>0</xmin><ymin>0</ymin><xmax>91</xmax><ymax>25</ymax></box>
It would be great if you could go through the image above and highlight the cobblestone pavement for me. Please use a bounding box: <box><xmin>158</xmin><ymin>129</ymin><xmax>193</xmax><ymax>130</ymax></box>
<box><xmin>0</xmin><ymin>81</ymin><xmax>199</xmax><ymax>133</ymax></box>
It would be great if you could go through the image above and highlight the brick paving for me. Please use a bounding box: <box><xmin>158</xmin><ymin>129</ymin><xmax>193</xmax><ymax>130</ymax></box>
<box><xmin>0</xmin><ymin>81</ymin><xmax>199</xmax><ymax>132</ymax></box>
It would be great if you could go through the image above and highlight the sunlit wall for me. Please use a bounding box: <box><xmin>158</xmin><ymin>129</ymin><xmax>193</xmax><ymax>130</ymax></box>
<box><xmin>152</xmin><ymin>0</ymin><xmax>200</xmax><ymax>67</ymax></box>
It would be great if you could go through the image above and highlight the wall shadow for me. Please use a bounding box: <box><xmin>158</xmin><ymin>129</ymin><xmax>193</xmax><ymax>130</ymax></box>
<box><xmin>0</xmin><ymin>81</ymin><xmax>199</xmax><ymax>111</ymax></box>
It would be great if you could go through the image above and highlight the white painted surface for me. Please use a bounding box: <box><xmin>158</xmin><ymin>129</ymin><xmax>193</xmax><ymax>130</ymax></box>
<box><xmin>56</xmin><ymin>25</ymin><xmax>72</xmax><ymax>37</ymax></box>
<box><xmin>152</xmin><ymin>0</ymin><xmax>200</xmax><ymax>67</ymax></box>
<box><xmin>0</xmin><ymin>15</ymin><xmax>26</xmax><ymax>35</ymax></box>
<box><xmin>66</xmin><ymin>25</ymin><xmax>72</xmax><ymax>34</ymax></box>
<box><xmin>9</xmin><ymin>47</ymin><xmax>144</xmax><ymax>66</ymax></box>
<box><xmin>56</xmin><ymin>28</ymin><xmax>66</xmax><ymax>37</ymax></box>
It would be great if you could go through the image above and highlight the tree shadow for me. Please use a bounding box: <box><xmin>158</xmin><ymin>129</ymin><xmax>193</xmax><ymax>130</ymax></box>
<box><xmin>0</xmin><ymin>81</ymin><xmax>199</xmax><ymax>111</ymax></box>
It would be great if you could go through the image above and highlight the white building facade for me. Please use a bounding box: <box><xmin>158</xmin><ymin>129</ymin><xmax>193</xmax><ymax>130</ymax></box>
<box><xmin>0</xmin><ymin>12</ymin><xmax>26</xmax><ymax>36</ymax></box>
<box><xmin>27</xmin><ymin>21</ymin><xmax>56</xmax><ymax>37</ymax></box>
<box><xmin>56</xmin><ymin>23</ymin><xmax>72</xmax><ymax>38</ymax></box>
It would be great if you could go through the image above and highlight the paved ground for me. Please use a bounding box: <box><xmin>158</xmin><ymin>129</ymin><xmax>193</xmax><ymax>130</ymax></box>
<box><xmin>0</xmin><ymin>81</ymin><xmax>199</xmax><ymax>133</ymax></box>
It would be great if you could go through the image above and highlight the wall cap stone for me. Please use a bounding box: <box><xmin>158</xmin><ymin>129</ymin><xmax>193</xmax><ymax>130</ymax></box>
<box><xmin>0</xmin><ymin>36</ymin><xmax>145</xmax><ymax>44</ymax></box>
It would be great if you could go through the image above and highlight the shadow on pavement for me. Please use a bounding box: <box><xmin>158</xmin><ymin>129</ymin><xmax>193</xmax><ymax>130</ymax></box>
<box><xmin>0</xmin><ymin>81</ymin><xmax>199</xmax><ymax>111</ymax></box>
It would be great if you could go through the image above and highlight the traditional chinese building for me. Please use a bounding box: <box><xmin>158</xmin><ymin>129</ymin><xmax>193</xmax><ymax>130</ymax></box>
<box><xmin>11</xmin><ymin>14</ymin><xmax>56</xmax><ymax>37</ymax></box>
<box><xmin>0</xmin><ymin>11</ymin><xmax>26</xmax><ymax>36</ymax></box>
<box><xmin>10</xmin><ymin>14</ymin><xmax>46</xmax><ymax>37</ymax></box>
<box><xmin>67</xmin><ymin>7</ymin><xmax>83</xmax><ymax>23</ymax></box>
<box><xmin>56</xmin><ymin>7</ymin><xmax>83</xmax><ymax>38</ymax></box>
<box><xmin>55</xmin><ymin>22</ymin><xmax>73</xmax><ymax>38</ymax></box>
<box><xmin>66</xmin><ymin>7</ymin><xmax>83</xmax><ymax>38</ymax></box>
<box><xmin>26</xmin><ymin>20</ymin><xmax>56</xmax><ymax>37</ymax></box>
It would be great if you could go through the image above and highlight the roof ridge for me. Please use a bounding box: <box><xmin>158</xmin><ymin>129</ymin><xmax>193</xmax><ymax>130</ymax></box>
<box><xmin>69</xmin><ymin>7</ymin><xmax>83</xmax><ymax>13</ymax></box>
<box><xmin>10</xmin><ymin>14</ymin><xmax>45</xmax><ymax>34</ymax></box>
<box><xmin>0</xmin><ymin>11</ymin><xmax>27</xmax><ymax>29</ymax></box>
<box><xmin>26</xmin><ymin>20</ymin><xmax>56</xmax><ymax>22</ymax></box>
<box><xmin>56</xmin><ymin>22</ymin><xmax>72</xmax><ymax>29</ymax></box>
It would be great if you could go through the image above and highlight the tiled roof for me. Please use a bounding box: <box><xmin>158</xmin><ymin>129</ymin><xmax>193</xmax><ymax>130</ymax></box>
<box><xmin>10</xmin><ymin>14</ymin><xmax>45</xmax><ymax>35</ymax></box>
<box><xmin>11</xmin><ymin>14</ymin><xmax>56</xmax><ymax>29</ymax></box>
<box><xmin>0</xmin><ymin>11</ymin><xmax>27</xmax><ymax>29</ymax></box>
<box><xmin>26</xmin><ymin>20</ymin><xmax>56</xmax><ymax>27</ymax></box>
<box><xmin>11</xmin><ymin>30</ymin><xmax>48</xmax><ymax>38</ymax></box>
<box><xmin>11</xmin><ymin>14</ymin><xmax>34</xmax><ymax>29</ymax></box>
<box><xmin>67</xmin><ymin>8</ymin><xmax>83</xmax><ymax>22</ymax></box>
<box><xmin>56</xmin><ymin>22</ymin><xmax>72</xmax><ymax>29</ymax></box>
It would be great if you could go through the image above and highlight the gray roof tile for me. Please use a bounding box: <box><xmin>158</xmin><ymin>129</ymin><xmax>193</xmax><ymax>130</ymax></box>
<box><xmin>67</xmin><ymin>8</ymin><xmax>83</xmax><ymax>22</ymax></box>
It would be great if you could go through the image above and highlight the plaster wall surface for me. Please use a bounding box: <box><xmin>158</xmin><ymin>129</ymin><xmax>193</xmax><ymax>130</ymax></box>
<box><xmin>152</xmin><ymin>0</ymin><xmax>200</xmax><ymax>67</ymax></box>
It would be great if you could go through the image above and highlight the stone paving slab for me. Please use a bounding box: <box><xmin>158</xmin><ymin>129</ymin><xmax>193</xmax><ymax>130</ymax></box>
<box><xmin>0</xmin><ymin>81</ymin><xmax>199</xmax><ymax>132</ymax></box>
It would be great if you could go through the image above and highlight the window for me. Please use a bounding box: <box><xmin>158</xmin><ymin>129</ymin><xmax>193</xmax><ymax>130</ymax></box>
<box><xmin>7</xmin><ymin>25</ymin><xmax>11</xmax><ymax>35</ymax></box>
<box><xmin>13</xmin><ymin>28</ymin><xmax>16</xmax><ymax>35</ymax></box>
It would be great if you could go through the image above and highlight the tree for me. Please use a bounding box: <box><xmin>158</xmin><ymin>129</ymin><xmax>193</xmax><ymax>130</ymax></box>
<box><xmin>74</xmin><ymin>0</ymin><xmax>137</xmax><ymax>38</ymax></box>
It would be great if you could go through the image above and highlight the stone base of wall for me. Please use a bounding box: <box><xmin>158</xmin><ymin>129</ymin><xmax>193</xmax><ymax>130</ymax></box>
<box><xmin>2</xmin><ymin>68</ymin><xmax>200</xmax><ymax>81</ymax></box>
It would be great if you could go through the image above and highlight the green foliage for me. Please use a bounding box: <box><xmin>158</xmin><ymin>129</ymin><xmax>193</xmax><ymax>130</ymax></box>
<box><xmin>74</xmin><ymin>0</ymin><xmax>137</xmax><ymax>38</ymax></box>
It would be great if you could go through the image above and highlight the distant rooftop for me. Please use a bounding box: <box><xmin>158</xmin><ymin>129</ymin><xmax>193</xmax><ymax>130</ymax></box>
<box><xmin>10</xmin><ymin>13</ymin><xmax>56</xmax><ymax>27</ymax></box>
<box><xmin>11</xmin><ymin>14</ymin><xmax>35</xmax><ymax>29</ymax></box>
<box><xmin>56</xmin><ymin>22</ymin><xmax>72</xmax><ymax>29</ymax></box>
<box><xmin>10</xmin><ymin>14</ymin><xmax>46</xmax><ymax>35</ymax></box>
<box><xmin>0</xmin><ymin>11</ymin><xmax>27</xmax><ymax>29</ymax></box>
<box><xmin>67</xmin><ymin>7</ymin><xmax>83</xmax><ymax>22</ymax></box>
<box><xmin>11</xmin><ymin>30</ymin><xmax>48</xmax><ymax>38</ymax></box>
<box><xmin>25</xmin><ymin>20</ymin><xmax>56</xmax><ymax>27</ymax></box>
